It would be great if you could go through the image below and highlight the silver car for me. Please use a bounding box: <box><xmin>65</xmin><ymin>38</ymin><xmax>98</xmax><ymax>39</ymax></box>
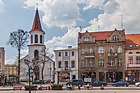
<box><xmin>135</xmin><ymin>82</ymin><xmax>140</xmax><ymax>87</ymax></box>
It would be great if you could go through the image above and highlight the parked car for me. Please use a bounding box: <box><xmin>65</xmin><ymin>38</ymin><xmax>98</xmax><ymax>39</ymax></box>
<box><xmin>135</xmin><ymin>82</ymin><xmax>140</xmax><ymax>87</ymax></box>
<box><xmin>66</xmin><ymin>79</ymin><xmax>85</xmax><ymax>86</ymax></box>
<box><xmin>33</xmin><ymin>80</ymin><xmax>47</xmax><ymax>84</ymax></box>
<box><xmin>110</xmin><ymin>81</ymin><xmax>129</xmax><ymax>87</ymax></box>
<box><xmin>90</xmin><ymin>81</ymin><xmax>107</xmax><ymax>86</ymax></box>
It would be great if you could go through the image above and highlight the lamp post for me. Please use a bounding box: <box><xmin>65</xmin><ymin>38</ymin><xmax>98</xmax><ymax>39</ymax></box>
<box><xmin>24</xmin><ymin>58</ymin><xmax>32</xmax><ymax>93</ymax></box>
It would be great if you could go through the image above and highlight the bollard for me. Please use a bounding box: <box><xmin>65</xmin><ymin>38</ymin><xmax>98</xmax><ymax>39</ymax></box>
<box><xmin>48</xmin><ymin>86</ymin><xmax>50</xmax><ymax>90</ymax></box>
<box><xmin>78</xmin><ymin>85</ymin><xmax>81</xmax><ymax>90</ymax></box>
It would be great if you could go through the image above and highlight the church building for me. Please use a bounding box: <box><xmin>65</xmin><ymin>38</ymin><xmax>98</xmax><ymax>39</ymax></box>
<box><xmin>20</xmin><ymin>8</ymin><xmax>55</xmax><ymax>82</ymax></box>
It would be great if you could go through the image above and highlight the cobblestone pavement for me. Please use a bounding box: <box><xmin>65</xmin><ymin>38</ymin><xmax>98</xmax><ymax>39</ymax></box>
<box><xmin>0</xmin><ymin>90</ymin><xmax>140</xmax><ymax>93</ymax></box>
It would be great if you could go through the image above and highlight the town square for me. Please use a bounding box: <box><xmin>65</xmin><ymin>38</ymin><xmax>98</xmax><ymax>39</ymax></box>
<box><xmin>0</xmin><ymin>0</ymin><xmax>140</xmax><ymax>93</ymax></box>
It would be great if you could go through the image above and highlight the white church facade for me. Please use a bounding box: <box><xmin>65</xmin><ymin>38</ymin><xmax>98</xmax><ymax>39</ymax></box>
<box><xmin>20</xmin><ymin>8</ymin><xmax>55</xmax><ymax>82</ymax></box>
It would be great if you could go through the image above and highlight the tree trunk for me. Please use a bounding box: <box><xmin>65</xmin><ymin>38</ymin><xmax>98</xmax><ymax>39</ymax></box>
<box><xmin>17</xmin><ymin>47</ymin><xmax>20</xmax><ymax>83</ymax></box>
<box><xmin>41</xmin><ymin>62</ymin><xmax>45</xmax><ymax>81</ymax></box>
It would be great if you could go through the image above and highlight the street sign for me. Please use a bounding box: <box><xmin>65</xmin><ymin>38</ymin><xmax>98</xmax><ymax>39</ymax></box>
<box><xmin>26</xmin><ymin>72</ymin><xmax>33</xmax><ymax>75</ymax></box>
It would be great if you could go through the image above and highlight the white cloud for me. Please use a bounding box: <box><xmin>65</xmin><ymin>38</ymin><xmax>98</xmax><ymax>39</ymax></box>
<box><xmin>22</xmin><ymin>0</ymin><xmax>140</xmax><ymax>57</ymax></box>
<box><xmin>45</xmin><ymin>27</ymin><xmax>80</xmax><ymax>52</ymax></box>
<box><xmin>5</xmin><ymin>49</ymin><xmax>28</xmax><ymax>65</ymax></box>
<box><xmin>24</xmin><ymin>0</ymin><xmax>80</xmax><ymax>28</ymax></box>
<box><xmin>77</xmin><ymin>0</ymin><xmax>105</xmax><ymax>10</ymax></box>
<box><xmin>83</xmin><ymin>0</ymin><xmax>140</xmax><ymax>33</ymax></box>
<box><xmin>0</xmin><ymin>0</ymin><xmax>5</xmax><ymax>13</ymax></box>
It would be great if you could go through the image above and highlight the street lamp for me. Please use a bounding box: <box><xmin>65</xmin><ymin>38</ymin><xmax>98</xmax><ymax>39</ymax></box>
<box><xmin>24</xmin><ymin>58</ymin><xmax>32</xmax><ymax>93</ymax></box>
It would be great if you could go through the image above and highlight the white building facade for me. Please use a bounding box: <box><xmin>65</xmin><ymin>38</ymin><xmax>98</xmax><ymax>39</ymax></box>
<box><xmin>20</xmin><ymin>8</ymin><xmax>55</xmax><ymax>82</ymax></box>
<box><xmin>54</xmin><ymin>46</ymin><xmax>78</xmax><ymax>84</ymax></box>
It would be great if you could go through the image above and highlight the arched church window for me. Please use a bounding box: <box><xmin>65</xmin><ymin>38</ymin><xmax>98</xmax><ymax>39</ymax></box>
<box><xmin>35</xmin><ymin>34</ymin><xmax>38</xmax><ymax>43</ymax></box>
<box><xmin>31</xmin><ymin>35</ymin><xmax>33</xmax><ymax>43</ymax></box>
<box><xmin>40</xmin><ymin>35</ymin><xmax>42</xmax><ymax>43</ymax></box>
<box><xmin>34</xmin><ymin>50</ymin><xmax>39</xmax><ymax>60</ymax></box>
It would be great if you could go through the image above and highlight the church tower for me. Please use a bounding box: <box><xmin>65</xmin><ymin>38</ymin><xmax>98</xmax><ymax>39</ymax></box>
<box><xmin>28</xmin><ymin>8</ymin><xmax>45</xmax><ymax>80</ymax></box>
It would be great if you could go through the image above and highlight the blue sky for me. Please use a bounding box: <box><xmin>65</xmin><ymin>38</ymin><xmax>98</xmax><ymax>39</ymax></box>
<box><xmin>0</xmin><ymin>0</ymin><xmax>140</xmax><ymax>64</ymax></box>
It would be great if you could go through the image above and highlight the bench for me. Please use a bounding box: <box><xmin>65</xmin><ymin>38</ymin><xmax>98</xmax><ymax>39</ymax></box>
<box><xmin>13</xmin><ymin>86</ymin><xmax>22</xmax><ymax>90</ymax></box>
<box><xmin>39</xmin><ymin>86</ymin><xmax>48</xmax><ymax>90</ymax></box>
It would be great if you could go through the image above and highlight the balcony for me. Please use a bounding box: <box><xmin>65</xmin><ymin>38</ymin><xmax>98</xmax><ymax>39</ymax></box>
<box><xmin>127</xmin><ymin>64</ymin><xmax>140</xmax><ymax>67</ymax></box>
<box><xmin>57</xmin><ymin>68</ymin><xmax>71</xmax><ymax>72</ymax></box>
<box><xmin>84</xmin><ymin>53</ymin><xmax>94</xmax><ymax>58</ymax></box>
<box><xmin>108</xmin><ymin>52</ymin><xmax>117</xmax><ymax>57</ymax></box>
<box><xmin>80</xmin><ymin>67</ymin><xmax>95</xmax><ymax>71</ymax></box>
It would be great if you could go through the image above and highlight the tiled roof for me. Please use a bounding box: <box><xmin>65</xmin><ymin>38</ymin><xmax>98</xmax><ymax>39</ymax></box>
<box><xmin>126</xmin><ymin>34</ymin><xmax>140</xmax><ymax>50</ymax></box>
<box><xmin>31</xmin><ymin>8</ymin><xmax>43</xmax><ymax>32</ymax></box>
<box><xmin>79</xmin><ymin>29</ymin><xmax>125</xmax><ymax>41</ymax></box>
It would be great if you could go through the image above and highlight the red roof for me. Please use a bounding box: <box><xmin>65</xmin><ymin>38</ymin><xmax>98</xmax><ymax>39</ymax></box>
<box><xmin>79</xmin><ymin>29</ymin><xmax>125</xmax><ymax>41</ymax></box>
<box><xmin>31</xmin><ymin>8</ymin><xmax>43</xmax><ymax>32</ymax></box>
<box><xmin>126</xmin><ymin>34</ymin><xmax>140</xmax><ymax>50</ymax></box>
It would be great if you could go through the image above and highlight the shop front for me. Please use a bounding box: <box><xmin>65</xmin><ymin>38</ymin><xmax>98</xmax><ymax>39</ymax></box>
<box><xmin>81</xmin><ymin>72</ymin><xmax>96</xmax><ymax>83</ymax></box>
<box><xmin>58</xmin><ymin>71</ymin><xmax>70</xmax><ymax>83</ymax></box>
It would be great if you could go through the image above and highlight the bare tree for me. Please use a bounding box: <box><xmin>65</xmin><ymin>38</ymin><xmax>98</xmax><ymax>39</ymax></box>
<box><xmin>7</xmin><ymin>29</ymin><xmax>28</xmax><ymax>83</ymax></box>
<box><xmin>39</xmin><ymin>47</ymin><xmax>53</xmax><ymax>81</ymax></box>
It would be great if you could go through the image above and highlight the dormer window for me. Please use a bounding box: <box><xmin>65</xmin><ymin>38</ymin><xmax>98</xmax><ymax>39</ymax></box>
<box><xmin>136</xmin><ymin>45</ymin><xmax>139</xmax><ymax>47</ymax></box>
<box><xmin>129</xmin><ymin>52</ymin><xmax>133</xmax><ymax>54</ymax></box>
<box><xmin>113</xmin><ymin>35</ymin><xmax>119</xmax><ymax>41</ymax></box>
<box><xmin>136</xmin><ymin>52</ymin><xmax>140</xmax><ymax>54</ymax></box>
<box><xmin>83</xmin><ymin>37</ymin><xmax>90</xmax><ymax>42</ymax></box>
<box><xmin>130</xmin><ymin>45</ymin><xmax>132</xmax><ymax>47</ymax></box>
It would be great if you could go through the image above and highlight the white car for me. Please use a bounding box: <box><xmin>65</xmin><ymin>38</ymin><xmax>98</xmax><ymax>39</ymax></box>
<box><xmin>135</xmin><ymin>82</ymin><xmax>140</xmax><ymax>87</ymax></box>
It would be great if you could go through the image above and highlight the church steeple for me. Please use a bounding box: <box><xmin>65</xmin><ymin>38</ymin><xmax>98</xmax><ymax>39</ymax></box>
<box><xmin>31</xmin><ymin>7</ymin><xmax>43</xmax><ymax>32</ymax></box>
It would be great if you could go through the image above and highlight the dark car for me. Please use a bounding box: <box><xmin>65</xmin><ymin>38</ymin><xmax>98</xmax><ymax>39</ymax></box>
<box><xmin>111</xmin><ymin>81</ymin><xmax>129</xmax><ymax>87</ymax></box>
<box><xmin>66</xmin><ymin>79</ymin><xmax>85</xmax><ymax>86</ymax></box>
<box><xmin>90</xmin><ymin>81</ymin><xmax>107</xmax><ymax>86</ymax></box>
<box><xmin>33</xmin><ymin>80</ymin><xmax>47</xmax><ymax>84</ymax></box>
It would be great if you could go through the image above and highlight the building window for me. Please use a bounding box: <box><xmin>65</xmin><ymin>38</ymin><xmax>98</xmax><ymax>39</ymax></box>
<box><xmin>81</xmin><ymin>48</ymin><xmax>85</xmax><ymax>54</ymax></box>
<box><xmin>58</xmin><ymin>52</ymin><xmax>61</xmax><ymax>57</ymax></box>
<box><xmin>88</xmin><ymin>59</ymin><xmax>92</xmax><ymax>67</ymax></box>
<box><xmin>72</xmin><ymin>51</ymin><xmax>74</xmax><ymax>56</ymax></box>
<box><xmin>35</xmin><ymin>34</ymin><xmax>38</xmax><ymax>43</ymax></box>
<box><xmin>81</xmin><ymin>60</ymin><xmax>85</xmax><ymax>67</ymax></box>
<box><xmin>65</xmin><ymin>61</ymin><xmax>68</xmax><ymax>68</ymax></box>
<box><xmin>118</xmin><ymin>46</ymin><xmax>122</xmax><ymax>53</ymax></box>
<box><xmin>109</xmin><ymin>59</ymin><xmax>114</xmax><ymax>66</ymax></box>
<box><xmin>98</xmin><ymin>59</ymin><xmax>104</xmax><ymax>67</ymax></box>
<box><xmin>72</xmin><ymin>75</ymin><xmax>76</xmax><ymax>79</ymax></box>
<box><xmin>136</xmin><ymin>56</ymin><xmax>140</xmax><ymax>64</ymax></box>
<box><xmin>71</xmin><ymin>61</ymin><xmax>75</xmax><ymax>68</ymax></box>
<box><xmin>40</xmin><ymin>35</ymin><xmax>42</xmax><ymax>43</ymax></box>
<box><xmin>136</xmin><ymin>52</ymin><xmax>140</xmax><ymax>54</ymax></box>
<box><xmin>34</xmin><ymin>50</ymin><xmax>39</xmax><ymax>60</ymax></box>
<box><xmin>113</xmin><ymin>35</ymin><xmax>119</xmax><ymax>41</ymax></box>
<box><xmin>65</xmin><ymin>52</ymin><xmax>68</xmax><ymax>56</ymax></box>
<box><xmin>58</xmin><ymin>61</ymin><xmax>61</xmax><ymax>68</ymax></box>
<box><xmin>129</xmin><ymin>52</ymin><xmax>133</xmax><ymax>54</ymax></box>
<box><xmin>98</xmin><ymin>47</ymin><xmax>104</xmax><ymax>53</ymax></box>
<box><xmin>128</xmin><ymin>57</ymin><xmax>133</xmax><ymax>64</ymax></box>
<box><xmin>130</xmin><ymin>45</ymin><xmax>132</xmax><ymax>47</ymax></box>
<box><xmin>109</xmin><ymin>46</ymin><xmax>114</xmax><ymax>53</ymax></box>
<box><xmin>89</xmin><ymin>47</ymin><xmax>93</xmax><ymax>54</ymax></box>
<box><xmin>118</xmin><ymin>59</ymin><xmax>122</xmax><ymax>66</ymax></box>
<box><xmin>83</xmin><ymin>37</ymin><xmax>90</xmax><ymax>42</ymax></box>
<box><xmin>31</xmin><ymin>35</ymin><xmax>33</xmax><ymax>43</ymax></box>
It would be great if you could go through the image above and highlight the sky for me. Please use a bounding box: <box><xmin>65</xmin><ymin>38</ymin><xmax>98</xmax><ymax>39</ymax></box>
<box><xmin>0</xmin><ymin>0</ymin><xmax>140</xmax><ymax>64</ymax></box>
